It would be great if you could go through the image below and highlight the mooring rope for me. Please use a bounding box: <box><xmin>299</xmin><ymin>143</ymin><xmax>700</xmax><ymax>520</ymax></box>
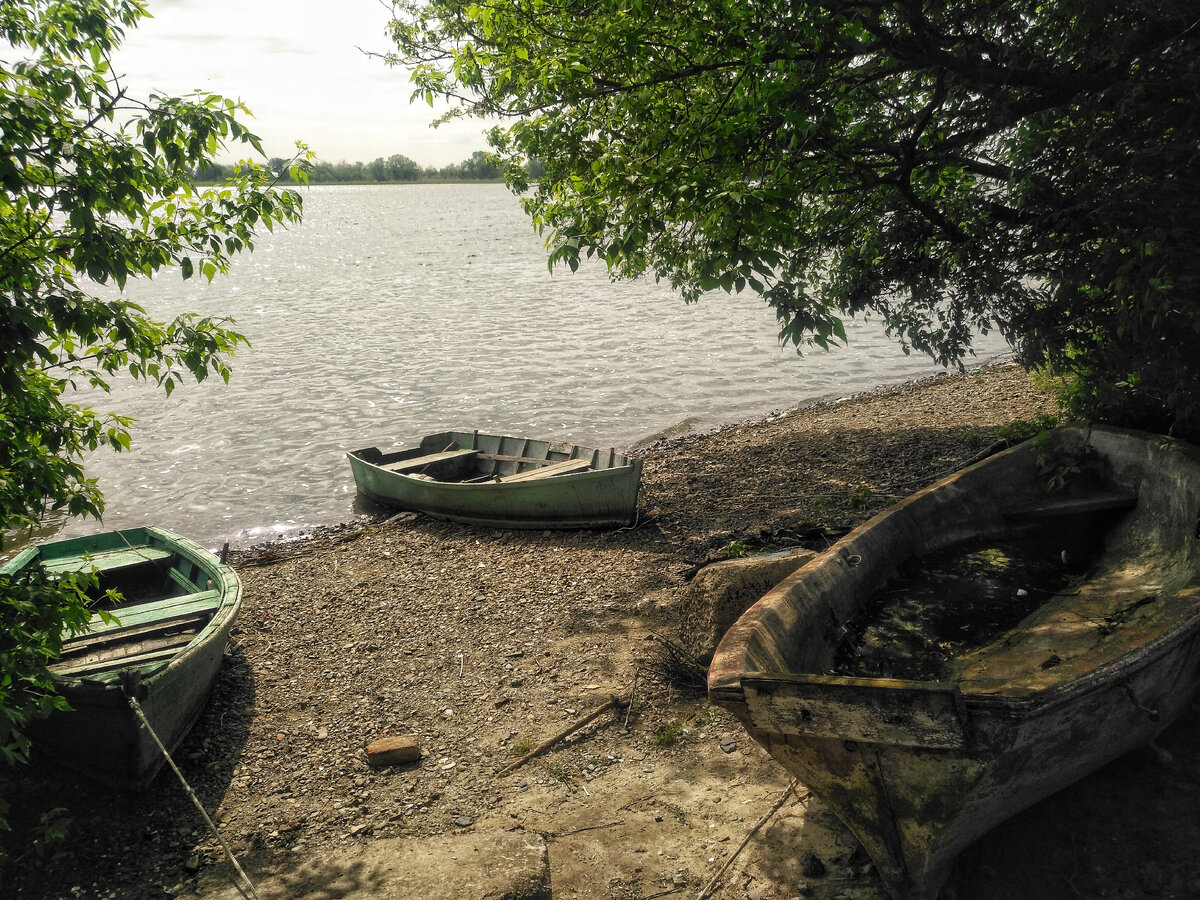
<box><xmin>126</xmin><ymin>694</ymin><xmax>261</xmax><ymax>900</ymax></box>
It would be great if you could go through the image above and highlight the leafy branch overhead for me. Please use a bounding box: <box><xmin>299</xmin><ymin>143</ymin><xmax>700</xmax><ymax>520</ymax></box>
<box><xmin>0</xmin><ymin>0</ymin><xmax>310</xmax><ymax>533</ymax></box>
<box><xmin>0</xmin><ymin>0</ymin><xmax>309</xmax><ymax>772</ymax></box>
<box><xmin>388</xmin><ymin>0</ymin><xmax>1200</xmax><ymax>438</ymax></box>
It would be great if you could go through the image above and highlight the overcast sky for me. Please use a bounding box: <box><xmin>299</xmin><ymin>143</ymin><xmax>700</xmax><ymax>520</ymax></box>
<box><xmin>112</xmin><ymin>0</ymin><xmax>490</xmax><ymax>167</ymax></box>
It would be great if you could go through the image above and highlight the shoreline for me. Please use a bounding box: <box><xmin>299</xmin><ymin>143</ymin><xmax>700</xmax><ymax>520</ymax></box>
<box><xmin>264</xmin><ymin>354</ymin><xmax>1027</xmax><ymax>556</ymax></box>
<box><xmin>630</xmin><ymin>350</ymin><xmax>1020</xmax><ymax>453</ymax></box>
<box><xmin>13</xmin><ymin>363</ymin><xmax>1199</xmax><ymax>900</ymax></box>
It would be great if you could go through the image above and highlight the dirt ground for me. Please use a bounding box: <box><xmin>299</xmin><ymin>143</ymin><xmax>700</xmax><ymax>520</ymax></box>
<box><xmin>3</xmin><ymin>363</ymin><xmax>1200</xmax><ymax>900</ymax></box>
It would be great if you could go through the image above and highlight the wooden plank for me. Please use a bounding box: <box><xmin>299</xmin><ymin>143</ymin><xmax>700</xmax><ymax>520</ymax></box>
<box><xmin>498</xmin><ymin>459</ymin><xmax>592</xmax><ymax>483</ymax></box>
<box><xmin>81</xmin><ymin>591</ymin><xmax>221</xmax><ymax>633</ymax></box>
<box><xmin>55</xmin><ymin>624</ymin><xmax>202</xmax><ymax>668</ymax></box>
<box><xmin>62</xmin><ymin>611</ymin><xmax>212</xmax><ymax>658</ymax></box>
<box><xmin>478</xmin><ymin>452</ymin><xmax>555</xmax><ymax>465</ymax></box>
<box><xmin>167</xmin><ymin>566</ymin><xmax>202</xmax><ymax>594</ymax></box>
<box><xmin>380</xmin><ymin>448</ymin><xmax>478</xmax><ymax>472</ymax></box>
<box><xmin>1006</xmin><ymin>489</ymin><xmax>1138</xmax><ymax>520</ymax></box>
<box><xmin>51</xmin><ymin>641</ymin><xmax>194</xmax><ymax>677</ymax></box>
<box><xmin>43</xmin><ymin>546</ymin><xmax>172</xmax><ymax>576</ymax></box>
<box><xmin>742</xmin><ymin>674</ymin><xmax>968</xmax><ymax>749</ymax></box>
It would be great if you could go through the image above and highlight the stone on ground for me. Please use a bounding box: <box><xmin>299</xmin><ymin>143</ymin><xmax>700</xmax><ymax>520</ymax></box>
<box><xmin>676</xmin><ymin>548</ymin><xmax>815</xmax><ymax>662</ymax></box>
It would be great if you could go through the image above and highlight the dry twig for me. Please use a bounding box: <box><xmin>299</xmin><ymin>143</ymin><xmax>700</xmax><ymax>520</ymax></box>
<box><xmin>500</xmin><ymin>693</ymin><xmax>628</xmax><ymax>774</ymax></box>
<box><xmin>696</xmin><ymin>778</ymin><xmax>806</xmax><ymax>900</ymax></box>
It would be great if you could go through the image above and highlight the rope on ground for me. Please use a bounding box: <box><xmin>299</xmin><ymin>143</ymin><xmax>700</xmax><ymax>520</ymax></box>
<box><xmin>126</xmin><ymin>694</ymin><xmax>261</xmax><ymax>900</ymax></box>
<box><xmin>695</xmin><ymin>777</ymin><xmax>806</xmax><ymax>900</ymax></box>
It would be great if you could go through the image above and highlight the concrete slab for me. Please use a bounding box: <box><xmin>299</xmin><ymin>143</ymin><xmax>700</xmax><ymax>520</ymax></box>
<box><xmin>199</xmin><ymin>830</ymin><xmax>550</xmax><ymax>900</ymax></box>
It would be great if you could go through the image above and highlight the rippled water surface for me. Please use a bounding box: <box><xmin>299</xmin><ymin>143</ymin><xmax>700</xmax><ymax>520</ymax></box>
<box><xmin>54</xmin><ymin>184</ymin><xmax>1006</xmax><ymax>547</ymax></box>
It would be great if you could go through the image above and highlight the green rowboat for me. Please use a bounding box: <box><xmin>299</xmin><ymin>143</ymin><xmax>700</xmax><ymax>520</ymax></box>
<box><xmin>2</xmin><ymin>526</ymin><xmax>242</xmax><ymax>789</ymax></box>
<box><xmin>348</xmin><ymin>430</ymin><xmax>643</xmax><ymax>529</ymax></box>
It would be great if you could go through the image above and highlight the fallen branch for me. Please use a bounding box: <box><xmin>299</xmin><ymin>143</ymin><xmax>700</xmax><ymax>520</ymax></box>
<box><xmin>618</xmin><ymin>793</ymin><xmax>656</xmax><ymax>812</ymax></box>
<box><xmin>623</xmin><ymin>668</ymin><xmax>641</xmax><ymax>730</ymax></box>
<box><xmin>695</xmin><ymin>778</ymin><xmax>806</xmax><ymax>900</ymax></box>
<box><xmin>548</xmin><ymin>819</ymin><xmax>625</xmax><ymax>838</ymax></box>
<box><xmin>500</xmin><ymin>693</ymin><xmax>627</xmax><ymax>774</ymax></box>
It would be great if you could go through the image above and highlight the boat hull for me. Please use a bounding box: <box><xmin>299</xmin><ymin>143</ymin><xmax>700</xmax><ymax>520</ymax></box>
<box><xmin>347</xmin><ymin>430</ymin><xmax>642</xmax><ymax>529</ymax></box>
<box><xmin>710</xmin><ymin>425</ymin><xmax>1200</xmax><ymax>899</ymax></box>
<box><xmin>4</xmin><ymin>527</ymin><xmax>242</xmax><ymax>790</ymax></box>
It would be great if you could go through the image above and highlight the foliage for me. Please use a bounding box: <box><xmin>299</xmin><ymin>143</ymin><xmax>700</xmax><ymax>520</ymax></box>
<box><xmin>388</xmin><ymin>1</ymin><xmax>1200</xmax><ymax>438</ymax></box>
<box><xmin>843</xmin><ymin>482</ymin><xmax>874</xmax><ymax>510</ymax></box>
<box><xmin>0</xmin><ymin>569</ymin><xmax>101</xmax><ymax>769</ymax></box>
<box><xmin>439</xmin><ymin>149</ymin><xmax>501</xmax><ymax>181</ymax></box>
<box><xmin>992</xmin><ymin>415</ymin><xmax>1060</xmax><ymax>445</ymax></box>
<box><xmin>508</xmin><ymin>737</ymin><xmax>532</xmax><ymax>757</ymax></box>
<box><xmin>0</xmin><ymin>0</ymin><xmax>308</xmax><ymax>771</ymax></box>
<box><xmin>650</xmin><ymin>721</ymin><xmax>685</xmax><ymax>748</ymax></box>
<box><xmin>721</xmin><ymin>539</ymin><xmax>751</xmax><ymax>558</ymax></box>
<box><xmin>28</xmin><ymin>806</ymin><xmax>72</xmax><ymax>855</ymax></box>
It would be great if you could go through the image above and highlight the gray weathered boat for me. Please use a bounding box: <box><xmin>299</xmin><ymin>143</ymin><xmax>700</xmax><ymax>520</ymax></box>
<box><xmin>347</xmin><ymin>430</ymin><xmax>642</xmax><ymax>529</ymax></box>
<box><xmin>709</xmin><ymin>424</ymin><xmax>1200</xmax><ymax>900</ymax></box>
<box><xmin>2</xmin><ymin>526</ymin><xmax>242</xmax><ymax>789</ymax></box>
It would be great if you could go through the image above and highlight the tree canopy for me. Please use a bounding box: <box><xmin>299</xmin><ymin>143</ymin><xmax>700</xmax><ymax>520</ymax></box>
<box><xmin>389</xmin><ymin>0</ymin><xmax>1200</xmax><ymax>438</ymax></box>
<box><xmin>0</xmin><ymin>0</ymin><xmax>307</xmax><ymax>769</ymax></box>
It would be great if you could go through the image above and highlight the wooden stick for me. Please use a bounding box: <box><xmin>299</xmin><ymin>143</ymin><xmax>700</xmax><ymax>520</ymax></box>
<box><xmin>500</xmin><ymin>694</ymin><xmax>627</xmax><ymax>774</ymax></box>
<box><xmin>623</xmin><ymin>668</ymin><xmax>641</xmax><ymax>730</ymax></box>
<box><xmin>549</xmin><ymin>819</ymin><xmax>625</xmax><ymax>838</ymax></box>
<box><xmin>379</xmin><ymin>510</ymin><xmax>416</xmax><ymax>527</ymax></box>
<box><xmin>695</xmin><ymin>778</ymin><xmax>804</xmax><ymax>900</ymax></box>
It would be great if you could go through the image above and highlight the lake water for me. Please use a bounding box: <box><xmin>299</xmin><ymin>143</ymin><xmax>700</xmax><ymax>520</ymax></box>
<box><xmin>50</xmin><ymin>184</ymin><xmax>1008</xmax><ymax>548</ymax></box>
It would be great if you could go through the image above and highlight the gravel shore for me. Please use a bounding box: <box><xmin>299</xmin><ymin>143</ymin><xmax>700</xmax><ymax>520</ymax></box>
<box><xmin>4</xmin><ymin>363</ymin><xmax>1199</xmax><ymax>900</ymax></box>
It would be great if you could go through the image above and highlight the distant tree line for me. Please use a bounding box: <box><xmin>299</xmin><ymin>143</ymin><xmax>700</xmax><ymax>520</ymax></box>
<box><xmin>194</xmin><ymin>151</ymin><xmax>545</xmax><ymax>184</ymax></box>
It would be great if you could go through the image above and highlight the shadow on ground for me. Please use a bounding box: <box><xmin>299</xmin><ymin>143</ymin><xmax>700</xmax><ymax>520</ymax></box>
<box><xmin>0</xmin><ymin>642</ymin><xmax>256</xmax><ymax>899</ymax></box>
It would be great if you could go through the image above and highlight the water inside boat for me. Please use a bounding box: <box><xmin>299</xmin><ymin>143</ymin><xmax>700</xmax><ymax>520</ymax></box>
<box><xmin>832</xmin><ymin>512</ymin><xmax>1123</xmax><ymax>681</ymax></box>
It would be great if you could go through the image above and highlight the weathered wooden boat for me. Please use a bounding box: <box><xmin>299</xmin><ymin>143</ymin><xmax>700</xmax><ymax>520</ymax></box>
<box><xmin>709</xmin><ymin>425</ymin><xmax>1200</xmax><ymax>900</ymax></box>
<box><xmin>2</xmin><ymin>526</ymin><xmax>242</xmax><ymax>789</ymax></box>
<box><xmin>347</xmin><ymin>430</ymin><xmax>643</xmax><ymax>529</ymax></box>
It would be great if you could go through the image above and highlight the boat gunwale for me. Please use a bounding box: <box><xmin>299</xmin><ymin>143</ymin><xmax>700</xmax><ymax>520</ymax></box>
<box><xmin>10</xmin><ymin>525</ymin><xmax>244</xmax><ymax>689</ymax></box>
